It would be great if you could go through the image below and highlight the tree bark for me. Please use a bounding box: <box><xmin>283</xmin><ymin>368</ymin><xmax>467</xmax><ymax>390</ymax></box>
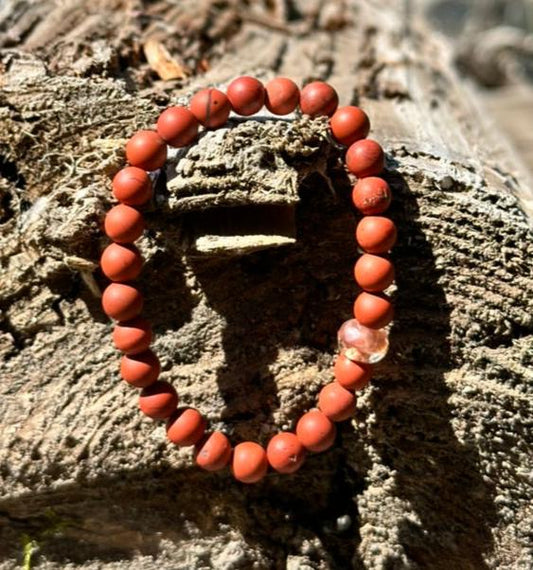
<box><xmin>1</xmin><ymin>1</ymin><xmax>532</xmax><ymax>569</ymax></box>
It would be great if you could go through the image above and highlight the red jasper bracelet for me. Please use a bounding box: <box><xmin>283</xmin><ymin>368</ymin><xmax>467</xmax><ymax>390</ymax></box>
<box><xmin>100</xmin><ymin>76</ymin><xmax>394</xmax><ymax>484</ymax></box>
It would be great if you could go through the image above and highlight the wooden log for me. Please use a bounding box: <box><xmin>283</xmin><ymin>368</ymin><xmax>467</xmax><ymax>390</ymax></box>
<box><xmin>0</xmin><ymin>1</ymin><xmax>532</xmax><ymax>568</ymax></box>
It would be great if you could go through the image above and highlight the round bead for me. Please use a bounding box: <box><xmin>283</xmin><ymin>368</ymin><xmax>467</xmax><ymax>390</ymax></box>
<box><xmin>104</xmin><ymin>204</ymin><xmax>144</xmax><ymax>244</ymax></box>
<box><xmin>195</xmin><ymin>432</ymin><xmax>232</xmax><ymax>472</ymax></box>
<box><xmin>354</xmin><ymin>292</ymin><xmax>394</xmax><ymax>329</ymax></box>
<box><xmin>232</xmin><ymin>442</ymin><xmax>269</xmax><ymax>483</ymax></box>
<box><xmin>100</xmin><ymin>243</ymin><xmax>143</xmax><ymax>282</ymax></box>
<box><xmin>139</xmin><ymin>380</ymin><xmax>178</xmax><ymax>420</ymax></box>
<box><xmin>354</xmin><ymin>254</ymin><xmax>394</xmax><ymax>292</ymax></box>
<box><xmin>346</xmin><ymin>139</ymin><xmax>385</xmax><ymax>178</ymax></box>
<box><xmin>356</xmin><ymin>216</ymin><xmax>397</xmax><ymax>254</ymax></box>
<box><xmin>112</xmin><ymin>167</ymin><xmax>152</xmax><ymax>206</ymax></box>
<box><xmin>156</xmin><ymin>106</ymin><xmax>199</xmax><ymax>147</ymax></box>
<box><xmin>299</xmin><ymin>81</ymin><xmax>339</xmax><ymax>117</ymax></box>
<box><xmin>337</xmin><ymin>318</ymin><xmax>389</xmax><ymax>364</ymax></box>
<box><xmin>189</xmin><ymin>88</ymin><xmax>231</xmax><ymax>129</ymax></box>
<box><xmin>101</xmin><ymin>283</ymin><xmax>143</xmax><ymax>321</ymax></box>
<box><xmin>352</xmin><ymin>177</ymin><xmax>392</xmax><ymax>215</ymax></box>
<box><xmin>296</xmin><ymin>410</ymin><xmax>337</xmax><ymax>453</ymax></box>
<box><xmin>330</xmin><ymin>106</ymin><xmax>370</xmax><ymax>146</ymax></box>
<box><xmin>125</xmin><ymin>130</ymin><xmax>167</xmax><ymax>171</ymax></box>
<box><xmin>266</xmin><ymin>432</ymin><xmax>306</xmax><ymax>474</ymax></box>
<box><xmin>227</xmin><ymin>76</ymin><xmax>265</xmax><ymax>116</ymax></box>
<box><xmin>112</xmin><ymin>317</ymin><xmax>152</xmax><ymax>355</ymax></box>
<box><xmin>318</xmin><ymin>382</ymin><xmax>357</xmax><ymax>422</ymax></box>
<box><xmin>334</xmin><ymin>354</ymin><xmax>372</xmax><ymax>391</ymax></box>
<box><xmin>166</xmin><ymin>408</ymin><xmax>206</xmax><ymax>446</ymax></box>
<box><xmin>120</xmin><ymin>350</ymin><xmax>160</xmax><ymax>388</ymax></box>
<box><xmin>264</xmin><ymin>77</ymin><xmax>300</xmax><ymax>115</ymax></box>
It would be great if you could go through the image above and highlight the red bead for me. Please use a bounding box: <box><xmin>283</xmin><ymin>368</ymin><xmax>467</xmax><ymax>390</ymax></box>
<box><xmin>300</xmin><ymin>81</ymin><xmax>339</xmax><ymax>117</ymax></box>
<box><xmin>296</xmin><ymin>410</ymin><xmax>336</xmax><ymax>453</ymax></box>
<box><xmin>356</xmin><ymin>216</ymin><xmax>397</xmax><ymax>254</ymax></box>
<box><xmin>120</xmin><ymin>350</ymin><xmax>160</xmax><ymax>388</ymax></box>
<box><xmin>189</xmin><ymin>88</ymin><xmax>231</xmax><ymax>129</ymax></box>
<box><xmin>353</xmin><ymin>292</ymin><xmax>393</xmax><ymax>329</ymax></box>
<box><xmin>264</xmin><ymin>77</ymin><xmax>300</xmax><ymax>115</ymax></box>
<box><xmin>266</xmin><ymin>432</ymin><xmax>305</xmax><ymax>474</ymax></box>
<box><xmin>125</xmin><ymin>130</ymin><xmax>167</xmax><ymax>171</ymax></box>
<box><xmin>352</xmin><ymin>177</ymin><xmax>391</xmax><ymax>215</ymax></box>
<box><xmin>102</xmin><ymin>283</ymin><xmax>143</xmax><ymax>321</ymax></box>
<box><xmin>166</xmin><ymin>408</ymin><xmax>206</xmax><ymax>446</ymax></box>
<box><xmin>104</xmin><ymin>204</ymin><xmax>144</xmax><ymax>244</ymax></box>
<box><xmin>112</xmin><ymin>167</ymin><xmax>152</xmax><ymax>206</ymax></box>
<box><xmin>232</xmin><ymin>442</ymin><xmax>268</xmax><ymax>483</ymax></box>
<box><xmin>334</xmin><ymin>354</ymin><xmax>372</xmax><ymax>391</ymax></box>
<box><xmin>156</xmin><ymin>106</ymin><xmax>199</xmax><ymax>147</ymax></box>
<box><xmin>330</xmin><ymin>106</ymin><xmax>370</xmax><ymax>146</ymax></box>
<box><xmin>318</xmin><ymin>382</ymin><xmax>357</xmax><ymax>422</ymax></box>
<box><xmin>195</xmin><ymin>431</ymin><xmax>232</xmax><ymax>471</ymax></box>
<box><xmin>113</xmin><ymin>317</ymin><xmax>152</xmax><ymax>355</ymax></box>
<box><xmin>139</xmin><ymin>380</ymin><xmax>178</xmax><ymax>420</ymax></box>
<box><xmin>227</xmin><ymin>76</ymin><xmax>265</xmax><ymax>116</ymax></box>
<box><xmin>100</xmin><ymin>243</ymin><xmax>143</xmax><ymax>282</ymax></box>
<box><xmin>354</xmin><ymin>254</ymin><xmax>394</xmax><ymax>291</ymax></box>
<box><xmin>346</xmin><ymin>139</ymin><xmax>385</xmax><ymax>178</ymax></box>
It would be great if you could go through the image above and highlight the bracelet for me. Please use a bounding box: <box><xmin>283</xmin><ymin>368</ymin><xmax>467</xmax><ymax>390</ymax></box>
<box><xmin>99</xmin><ymin>76</ymin><xmax>394</xmax><ymax>483</ymax></box>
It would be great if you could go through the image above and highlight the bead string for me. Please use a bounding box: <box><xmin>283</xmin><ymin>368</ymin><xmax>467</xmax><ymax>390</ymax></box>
<box><xmin>100</xmin><ymin>77</ymin><xmax>395</xmax><ymax>483</ymax></box>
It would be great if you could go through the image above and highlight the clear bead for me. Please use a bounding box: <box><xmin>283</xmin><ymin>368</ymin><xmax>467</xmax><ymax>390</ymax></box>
<box><xmin>337</xmin><ymin>318</ymin><xmax>389</xmax><ymax>364</ymax></box>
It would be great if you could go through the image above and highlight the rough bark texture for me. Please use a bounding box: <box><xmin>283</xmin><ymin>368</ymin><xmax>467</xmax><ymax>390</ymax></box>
<box><xmin>1</xmin><ymin>1</ymin><xmax>532</xmax><ymax>569</ymax></box>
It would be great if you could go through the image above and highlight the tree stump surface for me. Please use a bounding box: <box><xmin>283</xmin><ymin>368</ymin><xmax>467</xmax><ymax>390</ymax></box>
<box><xmin>0</xmin><ymin>1</ymin><xmax>532</xmax><ymax>569</ymax></box>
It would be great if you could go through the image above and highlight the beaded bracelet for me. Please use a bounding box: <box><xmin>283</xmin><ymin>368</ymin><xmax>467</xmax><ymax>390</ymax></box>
<box><xmin>100</xmin><ymin>76</ymin><xmax>394</xmax><ymax>483</ymax></box>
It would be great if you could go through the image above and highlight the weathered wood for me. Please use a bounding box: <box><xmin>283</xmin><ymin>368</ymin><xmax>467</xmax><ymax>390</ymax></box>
<box><xmin>0</xmin><ymin>1</ymin><xmax>532</xmax><ymax>569</ymax></box>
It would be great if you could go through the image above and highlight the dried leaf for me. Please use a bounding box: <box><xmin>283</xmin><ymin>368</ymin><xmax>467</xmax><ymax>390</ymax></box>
<box><xmin>143</xmin><ymin>38</ymin><xmax>189</xmax><ymax>81</ymax></box>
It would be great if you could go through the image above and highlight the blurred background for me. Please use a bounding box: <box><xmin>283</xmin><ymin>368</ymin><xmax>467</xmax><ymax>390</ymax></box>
<box><xmin>424</xmin><ymin>0</ymin><xmax>533</xmax><ymax>174</ymax></box>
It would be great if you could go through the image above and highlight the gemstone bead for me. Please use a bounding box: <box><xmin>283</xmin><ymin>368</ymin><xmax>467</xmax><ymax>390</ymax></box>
<box><xmin>139</xmin><ymin>380</ymin><xmax>178</xmax><ymax>420</ymax></box>
<box><xmin>337</xmin><ymin>318</ymin><xmax>389</xmax><ymax>364</ymax></box>
<box><xmin>318</xmin><ymin>382</ymin><xmax>357</xmax><ymax>422</ymax></box>
<box><xmin>189</xmin><ymin>88</ymin><xmax>231</xmax><ymax>129</ymax></box>
<box><xmin>101</xmin><ymin>283</ymin><xmax>143</xmax><ymax>321</ymax></box>
<box><xmin>104</xmin><ymin>204</ymin><xmax>144</xmax><ymax>244</ymax></box>
<box><xmin>232</xmin><ymin>442</ymin><xmax>269</xmax><ymax>483</ymax></box>
<box><xmin>266</xmin><ymin>432</ymin><xmax>306</xmax><ymax>474</ymax></box>
<box><xmin>330</xmin><ymin>106</ymin><xmax>370</xmax><ymax>146</ymax></box>
<box><xmin>345</xmin><ymin>139</ymin><xmax>384</xmax><ymax>178</ymax></box>
<box><xmin>100</xmin><ymin>243</ymin><xmax>143</xmax><ymax>282</ymax></box>
<box><xmin>299</xmin><ymin>81</ymin><xmax>339</xmax><ymax>117</ymax></box>
<box><xmin>126</xmin><ymin>130</ymin><xmax>167</xmax><ymax>172</ymax></box>
<box><xmin>166</xmin><ymin>408</ymin><xmax>206</xmax><ymax>446</ymax></box>
<box><xmin>354</xmin><ymin>254</ymin><xmax>395</xmax><ymax>292</ymax></box>
<box><xmin>264</xmin><ymin>77</ymin><xmax>300</xmax><ymax>115</ymax></box>
<box><xmin>334</xmin><ymin>354</ymin><xmax>372</xmax><ymax>391</ymax></box>
<box><xmin>356</xmin><ymin>216</ymin><xmax>397</xmax><ymax>254</ymax></box>
<box><xmin>120</xmin><ymin>350</ymin><xmax>160</xmax><ymax>387</ymax></box>
<box><xmin>112</xmin><ymin>167</ymin><xmax>152</xmax><ymax>206</ymax></box>
<box><xmin>227</xmin><ymin>76</ymin><xmax>265</xmax><ymax>116</ymax></box>
<box><xmin>353</xmin><ymin>292</ymin><xmax>394</xmax><ymax>329</ymax></box>
<box><xmin>157</xmin><ymin>106</ymin><xmax>199</xmax><ymax>147</ymax></box>
<box><xmin>113</xmin><ymin>317</ymin><xmax>152</xmax><ymax>354</ymax></box>
<box><xmin>352</xmin><ymin>177</ymin><xmax>392</xmax><ymax>215</ymax></box>
<box><xmin>195</xmin><ymin>432</ymin><xmax>232</xmax><ymax>471</ymax></box>
<box><xmin>296</xmin><ymin>410</ymin><xmax>337</xmax><ymax>452</ymax></box>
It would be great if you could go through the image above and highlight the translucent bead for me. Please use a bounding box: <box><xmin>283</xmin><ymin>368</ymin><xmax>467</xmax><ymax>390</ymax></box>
<box><xmin>337</xmin><ymin>318</ymin><xmax>389</xmax><ymax>364</ymax></box>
